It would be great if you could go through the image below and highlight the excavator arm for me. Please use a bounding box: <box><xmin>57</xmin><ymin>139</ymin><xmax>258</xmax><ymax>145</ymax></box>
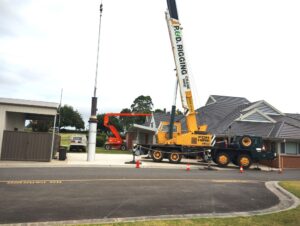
<box><xmin>103</xmin><ymin>113</ymin><xmax>151</xmax><ymax>150</ymax></box>
<box><xmin>103</xmin><ymin>114</ymin><xmax>123</xmax><ymax>143</ymax></box>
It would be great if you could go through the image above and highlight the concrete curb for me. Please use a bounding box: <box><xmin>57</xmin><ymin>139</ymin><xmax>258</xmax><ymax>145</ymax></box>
<box><xmin>3</xmin><ymin>181</ymin><xmax>299</xmax><ymax>226</ymax></box>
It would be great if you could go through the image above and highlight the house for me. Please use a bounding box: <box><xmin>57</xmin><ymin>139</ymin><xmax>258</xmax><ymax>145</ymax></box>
<box><xmin>132</xmin><ymin>95</ymin><xmax>300</xmax><ymax>168</ymax></box>
<box><xmin>0</xmin><ymin>97</ymin><xmax>60</xmax><ymax>161</ymax></box>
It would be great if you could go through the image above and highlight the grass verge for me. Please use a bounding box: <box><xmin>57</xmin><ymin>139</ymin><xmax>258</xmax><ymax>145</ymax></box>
<box><xmin>86</xmin><ymin>181</ymin><xmax>300</xmax><ymax>226</ymax></box>
<box><xmin>96</xmin><ymin>147</ymin><xmax>131</xmax><ymax>155</ymax></box>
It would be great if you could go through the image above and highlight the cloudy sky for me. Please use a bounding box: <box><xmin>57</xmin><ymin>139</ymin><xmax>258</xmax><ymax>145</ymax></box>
<box><xmin>1</xmin><ymin>0</ymin><xmax>299</xmax><ymax>126</ymax></box>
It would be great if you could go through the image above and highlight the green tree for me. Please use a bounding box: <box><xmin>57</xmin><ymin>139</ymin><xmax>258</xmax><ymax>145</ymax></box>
<box><xmin>130</xmin><ymin>95</ymin><xmax>153</xmax><ymax>124</ymax></box>
<box><xmin>154</xmin><ymin>108</ymin><xmax>166</xmax><ymax>113</ymax></box>
<box><xmin>119</xmin><ymin>108</ymin><xmax>134</xmax><ymax>131</ymax></box>
<box><xmin>29</xmin><ymin>120</ymin><xmax>52</xmax><ymax>132</ymax></box>
<box><xmin>59</xmin><ymin>105</ymin><xmax>84</xmax><ymax>130</ymax></box>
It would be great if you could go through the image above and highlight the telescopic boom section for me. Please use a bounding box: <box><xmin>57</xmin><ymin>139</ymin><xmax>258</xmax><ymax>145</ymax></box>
<box><xmin>166</xmin><ymin>0</ymin><xmax>198</xmax><ymax>132</ymax></box>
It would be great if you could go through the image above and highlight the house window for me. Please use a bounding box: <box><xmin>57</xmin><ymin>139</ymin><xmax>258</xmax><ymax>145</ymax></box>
<box><xmin>281</xmin><ymin>142</ymin><xmax>299</xmax><ymax>155</ymax></box>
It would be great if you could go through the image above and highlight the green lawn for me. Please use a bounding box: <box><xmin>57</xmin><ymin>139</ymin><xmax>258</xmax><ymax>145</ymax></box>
<box><xmin>96</xmin><ymin>147</ymin><xmax>132</xmax><ymax>155</ymax></box>
<box><xmin>86</xmin><ymin>181</ymin><xmax>300</xmax><ymax>226</ymax></box>
<box><xmin>60</xmin><ymin>133</ymin><xmax>72</xmax><ymax>148</ymax></box>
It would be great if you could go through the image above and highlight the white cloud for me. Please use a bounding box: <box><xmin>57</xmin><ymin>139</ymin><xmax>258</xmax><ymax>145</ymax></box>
<box><xmin>0</xmin><ymin>0</ymin><xmax>300</xmax><ymax>128</ymax></box>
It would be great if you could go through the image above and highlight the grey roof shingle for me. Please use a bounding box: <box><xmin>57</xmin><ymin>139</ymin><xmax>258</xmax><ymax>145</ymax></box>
<box><xmin>224</xmin><ymin>121</ymin><xmax>275</xmax><ymax>137</ymax></box>
<box><xmin>276</xmin><ymin>122</ymin><xmax>300</xmax><ymax>139</ymax></box>
<box><xmin>206</xmin><ymin>95</ymin><xmax>250</xmax><ymax>106</ymax></box>
<box><xmin>142</xmin><ymin>95</ymin><xmax>300</xmax><ymax>140</ymax></box>
<box><xmin>146</xmin><ymin>113</ymin><xmax>183</xmax><ymax>128</ymax></box>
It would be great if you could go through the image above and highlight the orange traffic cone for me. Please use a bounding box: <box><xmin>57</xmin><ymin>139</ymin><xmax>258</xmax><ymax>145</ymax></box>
<box><xmin>136</xmin><ymin>160</ymin><xmax>140</xmax><ymax>169</ymax></box>
<box><xmin>186</xmin><ymin>163</ymin><xmax>190</xmax><ymax>171</ymax></box>
<box><xmin>239</xmin><ymin>166</ymin><xmax>244</xmax><ymax>173</ymax></box>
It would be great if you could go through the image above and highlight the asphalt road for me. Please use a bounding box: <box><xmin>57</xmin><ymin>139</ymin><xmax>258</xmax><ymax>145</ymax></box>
<box><xmin>0</xmin><ymin>168</ymin><xmax>299</xmax><ymax>224</ymax></box>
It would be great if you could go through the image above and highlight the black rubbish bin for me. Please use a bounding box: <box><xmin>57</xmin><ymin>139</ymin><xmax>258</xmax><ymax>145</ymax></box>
<box><xmin>59</xmin><ymin>147</ymin><xmax>67</xmax><ymax>161</ymax></box>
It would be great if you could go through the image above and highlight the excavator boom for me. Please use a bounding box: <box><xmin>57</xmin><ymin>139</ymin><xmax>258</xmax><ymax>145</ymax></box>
<box><xmin>103</xmin><ymin>113</ymin><xmax>151</xmax><ymax>150</ymax></box>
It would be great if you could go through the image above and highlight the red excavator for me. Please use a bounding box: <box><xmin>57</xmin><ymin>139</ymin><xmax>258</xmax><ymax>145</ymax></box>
<box><xmin>103</xmin><ymin>113</ymin><xmax>151</xmax><ymax>150</ymax></box>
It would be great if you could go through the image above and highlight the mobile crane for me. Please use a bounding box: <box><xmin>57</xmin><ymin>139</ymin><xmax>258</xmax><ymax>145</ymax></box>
<box><xmin>104</xmin><ymin>113</ymin><xmax>151</xmax><ymax>150</ymax></box>
<box><xmin>133</xmin><ymin>0</ymin><xmax>276</xmax><ymax>168</ymax></box>
<box><xmin>133</xmin><ymin>0</ymin><xmax>214</xmax><ymax>163</ymax></box>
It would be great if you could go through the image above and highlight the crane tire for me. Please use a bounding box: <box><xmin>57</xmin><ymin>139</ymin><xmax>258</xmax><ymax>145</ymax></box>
<box><xmin>151</xmin><ymin>150</ymin><xmax>164</xmax><ymax>162</ymax></box>
<box><xmin>240</xmin><ymin>136</ymin><xmax>253</xmax><ymax>148</ymax></box>
<box><xmin>216</xmin><ymin>152</ymin><xmax>230</xmax><ymax>167</ymax></box>
<box><xmin>237</xmin><ymin>154</ymin><xmax>252</xmax><ymax>169</ymax></box>
<box><xmin>168</xmin><ymin>151</ymin><xmax>182</xmax><ymax>164</ymax></box>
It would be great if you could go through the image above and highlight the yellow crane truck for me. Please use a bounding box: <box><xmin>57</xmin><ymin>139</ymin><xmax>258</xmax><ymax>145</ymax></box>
<box><xmin>133</xmin><ymin>0</ymin><xmax>276</xmax><ymax>169</ymax></box>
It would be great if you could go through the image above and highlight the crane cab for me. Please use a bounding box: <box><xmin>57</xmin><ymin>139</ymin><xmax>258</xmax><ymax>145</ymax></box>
<box><xmin>156</xmin><ymin>121</ymin><xmax>213</xmax><ymax>147</ymax></box>
<box><xmin>156</xmin><ymin>121</ymin><xmax>181</xmax><ymax>144</ymax></box>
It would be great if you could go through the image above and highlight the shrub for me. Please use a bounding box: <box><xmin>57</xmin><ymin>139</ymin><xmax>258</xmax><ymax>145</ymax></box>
<box><xmin>96</xmin><ymin>133</ymin><xmax>107</xmax><ymax>147</ymax></box>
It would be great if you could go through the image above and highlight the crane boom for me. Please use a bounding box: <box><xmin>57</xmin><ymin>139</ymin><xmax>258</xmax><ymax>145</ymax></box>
<box><xmin>166</xmin><ymin>0</ymin><xmax>197</xmax><ymax>132</ymax></box>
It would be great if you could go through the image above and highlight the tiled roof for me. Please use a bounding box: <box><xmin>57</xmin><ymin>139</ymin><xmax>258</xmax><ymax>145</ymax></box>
<box><xmin>151</xmin><ymin>112</ymin><xmax>183</xmax><ymax>128</ymax></box>
<box><xmin>141</xmin><ymin>95</ymin><xmax>300</xmax><ymax>140</ymax></box>
<box><xmin>206</xmin><ymin>95</ymin><xmax>250</xmax><ymax>106</ymax></box>
<box><xmin>200</xmin><ymin>96</ymin><xmax>300</xmax><ymax>139</ymax></box>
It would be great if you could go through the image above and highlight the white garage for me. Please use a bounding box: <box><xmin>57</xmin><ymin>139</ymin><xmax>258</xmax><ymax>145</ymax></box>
<box><xmin>0</xmin><ymin>98</ymin><xmax>59</xmax><ymax>161</ymax></box>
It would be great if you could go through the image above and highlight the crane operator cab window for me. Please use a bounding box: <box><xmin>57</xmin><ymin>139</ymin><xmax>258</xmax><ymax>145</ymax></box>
<box><xmin>158</xmin><ymin>123</ymin><xmax>177</xmax><ymax>133</ymax></box>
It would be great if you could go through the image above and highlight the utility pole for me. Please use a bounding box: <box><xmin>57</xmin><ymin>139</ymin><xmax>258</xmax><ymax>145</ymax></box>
<box><xmin>87</xmin><ymin>1</ymin><xmax>103</xmax><ymax>161</ymax></box>
<box><xmin>58</xmin><ymin>88</ymin><xmax>63</xmax><ymax>134</ymax></box>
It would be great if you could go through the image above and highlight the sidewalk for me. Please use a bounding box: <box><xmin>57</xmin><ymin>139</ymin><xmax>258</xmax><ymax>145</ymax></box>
<box><xmin>0</xmin><ymin>153</ymin><xmax>280</xmax><ymax>171</ymax></box>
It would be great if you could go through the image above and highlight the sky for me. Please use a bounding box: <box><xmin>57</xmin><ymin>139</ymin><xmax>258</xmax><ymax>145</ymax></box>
<box><xmin>0</xmin><ymin>0</ymin><xmax>299</xmax><ymax>127</ymax></box>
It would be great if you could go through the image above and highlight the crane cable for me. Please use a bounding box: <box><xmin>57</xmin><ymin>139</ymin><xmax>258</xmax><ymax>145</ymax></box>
<box><xmin>94</xmin><ymin>0</ymin><xmax>104</xmax><ymax>97</ymax></box>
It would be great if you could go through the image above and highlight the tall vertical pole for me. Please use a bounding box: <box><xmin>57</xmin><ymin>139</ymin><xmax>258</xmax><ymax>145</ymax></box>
<box><xmin>50</xmin><ymin>114</ymin><xmax>57</xmax><ymax>159</ymax></box>
<box><xmin>88</xmin><ymin>1</ymin><xmax>103</xmax><ymax>161</ymax></box>
<box><xmin>58</xmin><ymin>88</ymin><xmax>63</xmax><ymax>135</ymax></box>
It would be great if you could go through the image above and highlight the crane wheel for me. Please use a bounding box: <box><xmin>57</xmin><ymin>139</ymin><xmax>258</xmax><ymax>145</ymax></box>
<box><xmin>240</xmin><ymin>136</ymin><xmax>253</xmax><ymax>148</ymax></box>
<box><xmin>120</xmin><ymin>145</ymin><xmax>127</xmax><ymax>151</ymax></box>
<box><xmin>151</xmin><ymin>150</ymin><xmax>164</xmax><ymax>162</ymax></box>
<box><xmin>237</xmin><ymin>154</ymin><xmax>252</xmax><ymax>169</ymax></box>
<box><xmin>216</xmin><ymin>152</ymin><xmax>230</xmax><ymax>167</ymax></box>
<box><xmin>168</xmin><ymin>152</ymin><xmax>182</xmax><ymax>164</ymax></box>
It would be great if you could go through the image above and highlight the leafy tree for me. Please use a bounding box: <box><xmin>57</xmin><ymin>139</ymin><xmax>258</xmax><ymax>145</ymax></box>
<box><xmin>130</xmin><ymin>95</ymin><xmax>153</xmax><ymax>124</ymax></box>
<box><xmin>58</xmin><ymin>105</ymin><xmax>84</xmax><ymax>130</ymax></box>
<box><xmin>29</xmin><ymin>120</ymin><xmax>52</xmax><ymax>132</ymax></box>
<box><xmin>154</xmin><ymin>108</ymin><xmax>166</xmax><ymax>113</ymax></box>
<box><xmin>119</xmin><ymin>108</ymin><xmax>134</xmax><ymax>131</ymax></box>
<box><xmin>131</xmin><ymin>95</ymin><xmax>153</xmax><ymax>113</ymax></box>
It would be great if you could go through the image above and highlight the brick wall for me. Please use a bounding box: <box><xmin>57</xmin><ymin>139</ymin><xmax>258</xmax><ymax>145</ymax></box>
<box><xmin>260</xmin><ymin>155</ymin><xmax>300</xmax><ymax>168</ymax></box>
